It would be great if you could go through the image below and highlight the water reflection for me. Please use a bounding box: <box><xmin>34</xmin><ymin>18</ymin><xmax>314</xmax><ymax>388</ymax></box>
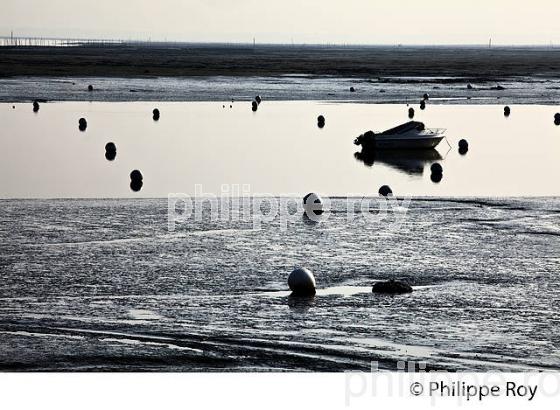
<box><xmin>354</xmin><ymin>149</ymin><xmax>443</xmax><ymax>175</ymax></box>
<box><xmin>2</xmin><ymin>102</ymin><xmax>560</xmax><ymax>198</ymax></box>
<box><xmin>302</xmin><ymin>212</ymin><xmax>325</xmax><ymax>225</ymax></box>
<box><xmin>287</xmin><ymin>295</ymin><xmax>316</xmax><ymax>313</ymax></box>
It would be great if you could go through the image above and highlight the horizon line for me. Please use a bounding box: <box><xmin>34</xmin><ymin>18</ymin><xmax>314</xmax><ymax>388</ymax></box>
<box><xmin>0</xmin><ymin>34</ymin><xmax>558</xmax><ymax>49</ymax></box>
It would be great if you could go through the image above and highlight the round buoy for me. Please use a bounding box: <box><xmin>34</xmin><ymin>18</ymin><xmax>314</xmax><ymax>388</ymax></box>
<box><xmin>317</xmin><ymin>115</ymin><xmax>325</xmax><ymax>128</ymax></box>
<box><xmin>430</xmin><ymin>163</ymin><xmax>443</xmax><ymax>174</ymax></box>
<box><xmin>88</xmin><ymin>85</ymin><xmax>94</xmax><ymax>92</ymax></box>
<box><xmin>78</xmin><ymin>118</ymin><xmax>87</xmax><ymax>131</ymax></box>
<box><xmin>130</xmin><ymin>170</ymin><xmax>143</xmax><ymax>181</ymax></box>
<box><xmin>350</xmin><ymin>86</ymin><xmax>355</xmax><ymax>92</ymax></box>
<box><xmin>420</xmin><ymin>100</ymin><xmax>426</xmax><ymax>110</ymax></box>
<box><xmin>423</xmin><ymin>93</ymin><xmax>430</xmax><ymax>101</ymax></box>
<box><xmin>504</xmin><ymin>106</ymin><xmax>511</xmax><ymax>117</ymax></box>
<box><xmin>303</xmin><ymin>193</ymin><xmax>324</xmax><ymax>216</ymax></box>
<box><xmin>458</xmin><ymin>139</ymin><xmax>469</xmax><ymax>155</ymax></box>
<box><xmin>554</xmin><ymin>113</ymin><xmax>560</xmax><ymax>125</ymax></box>
<box><xmin>152</xmin><ymin>108</ymin><xmax>160</xmax><ymax>121</ymax></box>
<box><xmin>408</xmin><ymin>107</ymin><xmax>415</xmax><ymax>119</ymax></box>
<box><xmin>288</xmin><ymin>268</ymin><xmax>316</xmax><ymax>296</ymax></box>
<box><xmin>255</xmin><ymin>95</ymin><xmax>262</xmax><ymax>104</ymax></box>
<box><xmin>251</xmin><ymin>101</ymin><xmax>258</xmax><ymax>112</ymax></box>
<box><xmin>105</xmin><ymin>142</ymin><xmax>117</xmax><ymax>161</ymax></box>
<box><xmin>130</xmin><ymin>170</ymin><xmax>143</xmax><ymax>192</ymax></box>
<box><xmin>32</xmin><ymin>100</ymin><xmax>40</xmax><ymax>112</ymax></box>
<box><xmin>378</xmin><ymin>185</ymin><xmax>393</xmax><ymax>197</ymax></box>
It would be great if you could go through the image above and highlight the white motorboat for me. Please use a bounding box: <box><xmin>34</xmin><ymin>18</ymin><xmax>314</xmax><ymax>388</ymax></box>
<box><xmin>354</xmin><ymin>121</ymin><xmax>445</xmax><ymax>150</ymax></box>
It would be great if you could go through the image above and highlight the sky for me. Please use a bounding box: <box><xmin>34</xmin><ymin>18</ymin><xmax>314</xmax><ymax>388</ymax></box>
<box><xmin>2</xmin><ymin>0</ymin><xmax>560</xmax><ymax>45</ymax></box>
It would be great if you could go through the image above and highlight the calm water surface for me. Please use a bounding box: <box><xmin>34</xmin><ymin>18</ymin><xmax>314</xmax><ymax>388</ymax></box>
<box><xmin>1</xmin><ymin>101</ymin><xmax>560</xmax><ymax>198</ymax></box>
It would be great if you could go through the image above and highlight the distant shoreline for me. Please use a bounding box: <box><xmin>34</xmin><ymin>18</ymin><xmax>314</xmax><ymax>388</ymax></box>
<box><xmin>2</xmin><ymin>44</ymin><xmax>560</xmax><ymax>78</ymax></box>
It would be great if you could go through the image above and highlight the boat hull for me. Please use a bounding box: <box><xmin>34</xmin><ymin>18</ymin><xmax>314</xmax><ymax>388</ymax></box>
<box><xmin>372</xmin><ymin>135</ymin><xmax>444</xmax><ymax>150</ymax></box>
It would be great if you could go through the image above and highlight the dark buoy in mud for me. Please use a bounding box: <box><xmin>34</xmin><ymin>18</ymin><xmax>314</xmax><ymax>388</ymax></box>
<box><xmin>458</xmin><ymin>139</ymin><xmax>469</xmax><ymax>155</ymax></box>
<box><xmin>378</xmin><ymin>185</ymin><xmax>393</xmax><ymax>197</ymax></box>
<box><xmin>32</xmin><ymin>100</ymin><xmax>40</xmax><ymax>112</ymax></box>
<box><xmin>152</xmin><ymin>108</ymin><xmax>160</xmax><ymax>121</ymax></box>
<box><xmin>130</xmin><ymin>169</ymin><xmax>143</xmax><ymax>192</ymax></box>
<box><xmin>408</xmin><ymin>107</ymin><xmax>415</xmax><ymax>119</ymax></box>
<box><xmin>255</xmin><ymin>95</ymin><xmax>262</xmax><ymax>104</ymax></box>
<box><xmin>88</xmin><ymin>84</ymin><xmax>94</xmax><ymax>92</ymax></box>
<box><xmin>288</xmin><ymin>268</ymin><xmax>316</xmax><ymax>297</ymax></box>
<box><xmin>105</xmin><ymin>142</ymin><xmax>117</xmax><ymax>161</ymax></box>
<box><xmin>317</xmin><ymin>115</ymin><xmax>325</xmax><ymax>128</ymax></box>
<box><xmin>350</xmin><ymin>86</ymin><xmax>355</xmax><ymax>92</ymax></box>
<box><xmin>78</xmin><ymin>117</ymin><xmax>87</xmax><ymax>131</ymax></box>
<box><xmin>372</xmin><ymin>280</ymin><xmax>412</xmax><ymax>294</ymax></box>
<box><xmin>251</xmin><ymin>100</ymin><xmax>258</xmax><ymax>112</ymax></box>
<box><xmin>303</xmin><ymin>193</ymin><xmax>324</xmax><ymax>216</ymax></box>
<box><xmin>420</xmin><ymin>100</ymin><xmax>426</xmax><ymax>110</ymax></box>
<box><xmin>423</xmin><ymin>93</ymin><xmax>430</xmax><ymax>101</ymax></box>
<box><xmin>504</xmin><ymin>106</ymin><xmax>511</xmax><ymax>117</ymax></box>
<box><xmin>554</xmin><ymin>113</ymin><xmax>560</xmax><ymax>125</ymax></box>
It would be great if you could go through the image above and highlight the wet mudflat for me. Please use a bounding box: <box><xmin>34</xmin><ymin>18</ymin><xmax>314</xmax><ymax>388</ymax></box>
<box><xmin>0</xmin><ymin>197</ymin><xmax>558</xmax><ymax>371</ymax></box>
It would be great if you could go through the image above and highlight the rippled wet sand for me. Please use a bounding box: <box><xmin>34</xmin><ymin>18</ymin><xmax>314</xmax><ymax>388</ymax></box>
<box><xmin>0</xmin><ymin>198</ymin><xmax>558</xmax><ymax>371</ymax></box>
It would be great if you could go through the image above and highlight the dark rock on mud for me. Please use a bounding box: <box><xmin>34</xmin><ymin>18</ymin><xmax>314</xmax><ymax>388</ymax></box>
<box><xmin>372</xmin><ymin>280</ymin><xmax>413</xmax><ymax>294</ymax></box>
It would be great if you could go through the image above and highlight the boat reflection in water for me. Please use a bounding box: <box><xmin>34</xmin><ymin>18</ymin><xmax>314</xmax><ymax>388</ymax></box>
<box><xmin>354</xmin><ymin>148</ymin><xmax>443</xmax><ymax>175</ymax></box>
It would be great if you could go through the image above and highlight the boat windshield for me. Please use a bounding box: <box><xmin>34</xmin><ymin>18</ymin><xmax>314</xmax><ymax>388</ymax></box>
<box><xmin>381</xmin><ymin>121</ymin><xmax>425</xmax><ymax>135</ymax></box>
